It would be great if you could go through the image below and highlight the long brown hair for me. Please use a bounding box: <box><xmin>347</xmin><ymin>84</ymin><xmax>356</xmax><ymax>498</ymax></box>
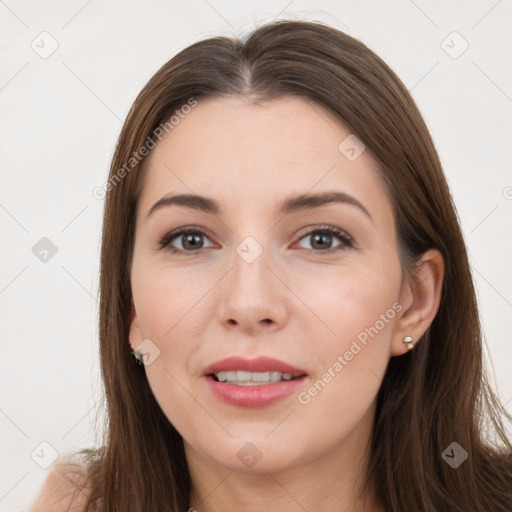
<box><xmin>66</xmin><ymin>19</ymin><xmax>512</xmax><ymax>511</ymax></box>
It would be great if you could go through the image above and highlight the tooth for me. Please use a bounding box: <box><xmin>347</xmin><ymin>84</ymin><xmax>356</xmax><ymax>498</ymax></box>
<box><xmin>225</xmin><ymin>371</ymin><xmax>238</xmax><ymax>381</ymax></box>
<box><xmin>251</xmin><ymin>371</ymin><xmax>270</xmax><ymax>382</ymax></box>
<box><xmin>213</xmin><ymin>370</ymin><xmax>299</xmax><ymax>384</ymax></box>
<box><xmin>270</xmin><ymin>371</ymin><xmax>281</xmax><ymax>382</ymax></box>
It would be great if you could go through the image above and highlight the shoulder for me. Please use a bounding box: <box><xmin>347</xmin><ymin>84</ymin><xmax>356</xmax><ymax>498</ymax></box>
<box><xmin>29</xmin><ymin>459</ymin><xmax>91</xmax><ymax>512</ymax></box>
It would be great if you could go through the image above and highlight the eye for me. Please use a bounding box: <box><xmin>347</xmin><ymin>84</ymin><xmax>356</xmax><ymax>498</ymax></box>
<box><xmin>158</xmin><ymin>225</ymin><xmax>354</xmax><ymax>255</ymax></box>
<box><xmin>295</xmin><ymin>226</ymin><xmax>353</xmax><ymax>253</ymax></box>
<box><xmin>159</xmin><ymin>227</ymin><xmax>214</xmax><ymax>253</ymax></box>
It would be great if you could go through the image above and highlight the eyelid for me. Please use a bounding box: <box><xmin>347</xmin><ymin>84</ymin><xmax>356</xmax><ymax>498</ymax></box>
<box><xmin>158</xmin><ymin>224</ymin><xmax>355</xmax><ymax>253</ymax></box>
<box><xmin>293</xmin><ymin>224</ymin><xmax>354</xmax><ymax>252</ymax></box>
<box><xmin>158</xmin><ymin>225</ymin><xmax>217</xmax><ymax>251</ymax></box>
<box><xmin>295</xmin><ymin>224</ymin><xmax>353</xmax><ymax>243</ymax></box>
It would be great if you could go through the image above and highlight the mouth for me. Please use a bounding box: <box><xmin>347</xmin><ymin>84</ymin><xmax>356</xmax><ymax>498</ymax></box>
<box><xmin>208</xmin><ymin>370</ymin><xmax>306</xmax><ymax>386</ymax></box>
<box><xmin>202</xmin><ymin>355</ymin><xmax>308</xmax><ymax>382</ymax></box>
<box><xmin>202</xmin><ymin>356</ymin><xmax>308</xmax><ymax>408</ymax></box>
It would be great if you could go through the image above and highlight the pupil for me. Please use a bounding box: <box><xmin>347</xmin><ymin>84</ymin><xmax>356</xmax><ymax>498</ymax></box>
<box><xmin>183</xmin><ymin>234</ymin><xmax>202</xmax><ymax>250</ymax></box>
<box><xmin>312</xmin><ymin>233</ymin><xmax>331</xmax><ymax>250</ymax></box>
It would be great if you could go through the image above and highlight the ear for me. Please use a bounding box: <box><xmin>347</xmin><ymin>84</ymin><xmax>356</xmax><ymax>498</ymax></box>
<box><xmin>129</xmin><ymin>298</ymin><xmax>143</xmax><ymax>348</ymax></box>
<box><xmin>391</xmin><ymin>248</ymin><xmax>445</xmax><ymax>356</ymax></box>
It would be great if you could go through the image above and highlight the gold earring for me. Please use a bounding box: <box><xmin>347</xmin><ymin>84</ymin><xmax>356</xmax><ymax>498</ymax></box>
<box><xmin>403</xmin><ymin>336</ymin><xmax>414</xmax><ymax>351</ymax></box>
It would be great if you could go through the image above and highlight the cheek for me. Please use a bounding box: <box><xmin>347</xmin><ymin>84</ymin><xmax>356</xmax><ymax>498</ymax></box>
<box><xmin>131</xmin><ymin>266</ymin><xmax>206</xmax><ymax>426</ymax></box>
<box><xmin>129</xmin><ymin>266</ymin><xmax>204</xmax><ymax>415</ymax></box>
<box><xmin>292</xmin><ymin>274</ymin><xmax>400</xmax><ymax>438</ymax></box>
<box><xmin>131</xmin><ymin>260</ymin><xmax>210</xmax><ymax>339</ymax></box>
<box><xmin>298</xmin><ymin>258</ymin><xmax>401</xmax><ymax>344</ymax></box>
<box><xmin>295</xmin><ymin>258</ymin><xmax>402</xmax><ymax>406</ymax></box>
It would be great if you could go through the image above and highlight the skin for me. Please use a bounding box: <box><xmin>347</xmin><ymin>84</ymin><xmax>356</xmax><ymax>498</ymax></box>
<box><xmin>129</xmin><ymin>95</ymin><xmax>444</xmax><ymax>512</ymax></box>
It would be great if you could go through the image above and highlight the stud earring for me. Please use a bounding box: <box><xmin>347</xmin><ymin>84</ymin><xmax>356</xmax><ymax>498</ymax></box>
<box><xmin>403</xmin><ymin>336</ymin><xmax>414</xmax><ymax>351</ymax></box>
<box><xmin>128</xmin><ymin>341</ymin><xmax>144</xmax><ymax>365</ymax></box>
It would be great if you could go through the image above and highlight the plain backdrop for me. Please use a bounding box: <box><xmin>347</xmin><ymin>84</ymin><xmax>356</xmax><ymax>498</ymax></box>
<box><xmin>1</xmin><ymin>1</ymin><xmax>511</xmax><ymax>510</ymax></box>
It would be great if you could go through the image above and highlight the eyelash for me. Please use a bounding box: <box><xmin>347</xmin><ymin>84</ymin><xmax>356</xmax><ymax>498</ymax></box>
<box><xmin>158</xmin><ymin>225</ymin><xmax>354</xmax><ymax>255</ymax></box>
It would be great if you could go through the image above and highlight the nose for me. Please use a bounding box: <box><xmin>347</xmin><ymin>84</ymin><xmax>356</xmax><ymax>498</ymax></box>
<box><xmin>217</xmin><ymin>240</ymin><xmax>289</xmax><ymax>334</ymax></box>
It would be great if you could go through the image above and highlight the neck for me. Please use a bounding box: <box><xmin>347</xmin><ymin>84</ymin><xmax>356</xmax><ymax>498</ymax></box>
<box><xmin>189</xmin><ymin>471</ymin><xmax>384</xmax><ymax>512</ymax></box>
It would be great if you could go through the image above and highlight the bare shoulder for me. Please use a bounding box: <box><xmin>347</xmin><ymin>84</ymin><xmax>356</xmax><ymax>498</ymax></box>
<box><xmin>28</xmin><ymin>459</ymin><xmax>91</xmax><ymax>512</ymax></box>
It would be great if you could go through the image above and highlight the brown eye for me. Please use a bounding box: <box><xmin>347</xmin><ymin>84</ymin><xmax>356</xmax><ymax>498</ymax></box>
<box><xmin>179</xmin><ymin>233</ymin><xmax>205</xmax><ymax>250</ymax></box>
<box><xmin>296</xmin><ymin>226</ymin><xmax>353</xmax><ymax>253</ymax></box>
<box><xmin>159</xmin><ymin>228</ymin><xmax>214</xmax><ymax>253</ymax></box>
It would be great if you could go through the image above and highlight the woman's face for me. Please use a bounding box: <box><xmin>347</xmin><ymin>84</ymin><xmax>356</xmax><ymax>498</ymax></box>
<box><xmin>129</xmin><ymin>95</ymin><xmax>413</xmax><ymax>474</ymax></box>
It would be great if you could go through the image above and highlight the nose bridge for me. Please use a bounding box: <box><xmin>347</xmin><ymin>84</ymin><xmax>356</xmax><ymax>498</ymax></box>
<box><xmin>230</xmin><ymin>233</ymin><xmax>273</xmax><ymax>297</ymax></box>
<box><xmin>217</xmin><ymin>231</ymin><xmax>288</xmax><ymax>328</ymax></box>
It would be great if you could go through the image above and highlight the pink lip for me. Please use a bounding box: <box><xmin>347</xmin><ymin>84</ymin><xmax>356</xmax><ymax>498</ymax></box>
<box><xmin>204</xmin><ymin>376</ymin><xmax>307</xmax><ymax>408</ymax></box>
<box><xmin>202</xmin><ymin>356</ymin><xmax>307</xmax><ymax>377</ymax></box>
<box><xmin>202</xmin><ymin>356</ymin><xmax>308</xmax><ymax>408</ymax></box>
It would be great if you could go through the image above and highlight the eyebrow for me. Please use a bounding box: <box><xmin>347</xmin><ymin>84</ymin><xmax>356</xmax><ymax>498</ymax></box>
<box><xmin>146</xmin><ymin>191</ymin><xmax>373</xmax><ymax>223</ymax></box>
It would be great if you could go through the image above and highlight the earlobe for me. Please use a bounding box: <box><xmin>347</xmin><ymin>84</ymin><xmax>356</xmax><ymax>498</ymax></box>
<box><xmin>128</xmin><ymin>301</ymin><xmax>146</xmax><ymax>366</ymax></box>
<box><xmin>391</xmin><ymin>249</ymin><xmax>445</xmax><ymax>356</ymax></box>
<box><xmin>129</xmin><ymin>299</ymin><xmax>142</xmax><ymax>347</ymax></box>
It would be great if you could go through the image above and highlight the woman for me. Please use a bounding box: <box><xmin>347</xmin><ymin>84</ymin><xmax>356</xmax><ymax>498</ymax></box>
<box><xmin>30</xmin><ymin>19</ymin><xmax>512</xmax><ymax>512</ymax></box>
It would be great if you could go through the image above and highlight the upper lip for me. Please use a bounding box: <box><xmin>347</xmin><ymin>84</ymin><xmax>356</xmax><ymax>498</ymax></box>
<box><xmin>203</xmin><ymin>356</ymin><xmax>307</xmax><ymax>377</ymax></box>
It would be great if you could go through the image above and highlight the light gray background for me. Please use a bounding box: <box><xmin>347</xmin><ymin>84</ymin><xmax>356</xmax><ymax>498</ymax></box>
<box><xmin>1</xmin><ymin>1</ymin><xmax>511</xmax><ymax>510</ymax></box>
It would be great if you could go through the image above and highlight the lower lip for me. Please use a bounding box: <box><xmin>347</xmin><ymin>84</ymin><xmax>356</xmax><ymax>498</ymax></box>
<box><xmin>203</xmin><ymin>375</ymin><xmax>307</xmax><ymax>408</ymax></box>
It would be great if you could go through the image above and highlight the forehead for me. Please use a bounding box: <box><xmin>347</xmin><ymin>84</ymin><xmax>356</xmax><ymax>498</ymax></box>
<box><xmin>138</xmin><ymin>95</ymin><xmax>392</xmax><ymax>222</ymax></box>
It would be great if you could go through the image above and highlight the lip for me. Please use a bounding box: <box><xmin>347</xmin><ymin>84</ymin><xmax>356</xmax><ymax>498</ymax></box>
<box><xmin>202</xmin><ymin>356</ymin><xmax>307</xmax><ymax>377</ymax></box>
<box><xmin>202</xmin><ymin>356</ymin><xmax>308</xmax><ymax>408</ymax></box>
<box><xmin>204</xmin><ymin>375</ymin><xmax>308</xmax><ymax>408</ymax></box>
